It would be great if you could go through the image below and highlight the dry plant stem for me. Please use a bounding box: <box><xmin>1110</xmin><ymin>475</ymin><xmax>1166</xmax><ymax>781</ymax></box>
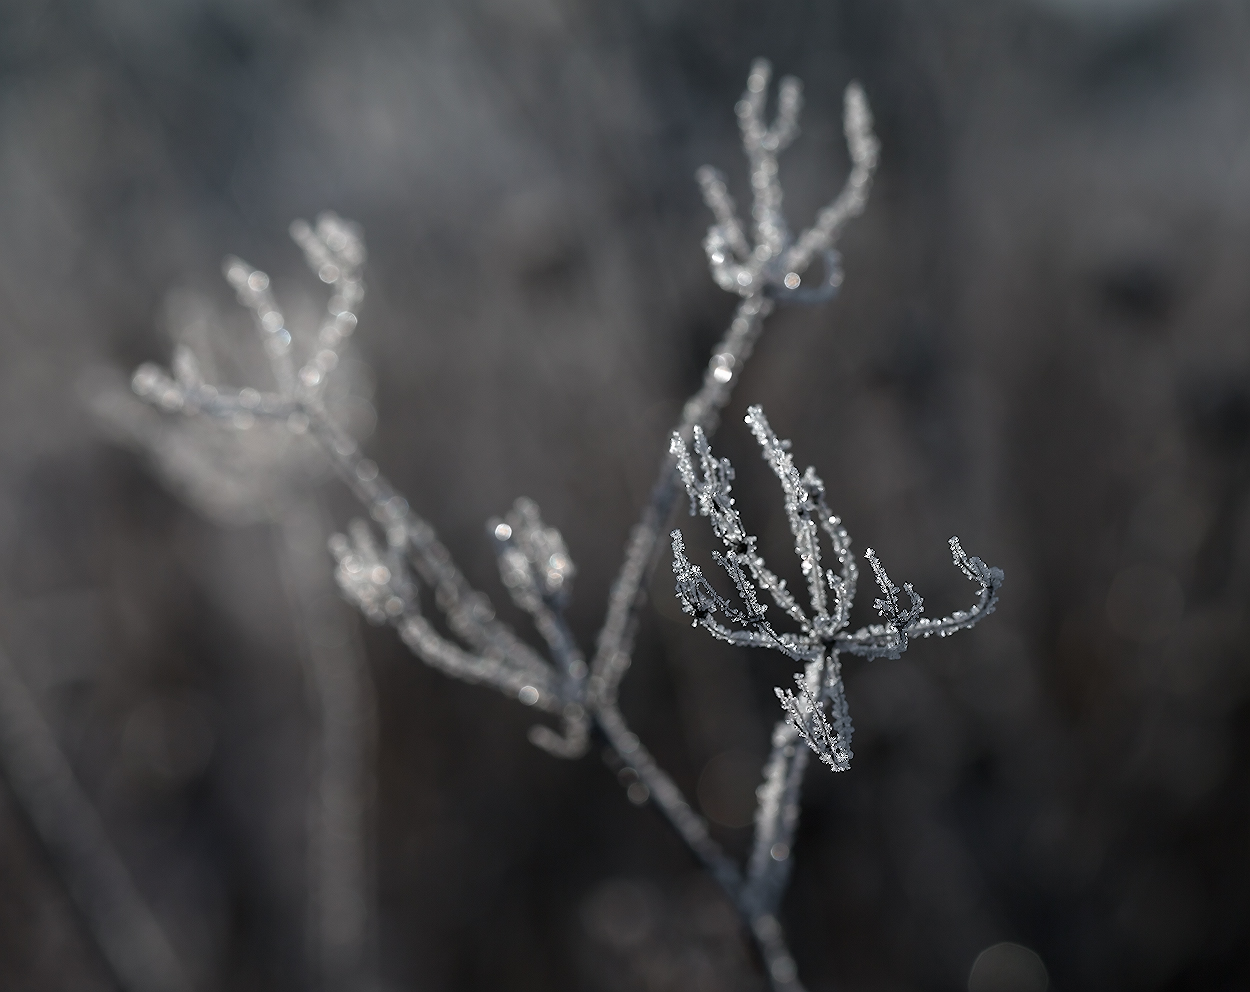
<box><xmin>143</xmin><ymin>289</ymin><xmax>803</xmax><ymax>979</ymax></box>
<box><xmin>589</xmin><ymin>294</ymin><xmax>773</xmax><ymax>708</ymax></box>
<box><xmin>274</xmin><ymin>502</ymin><xmax>375</xmax><ymax>991</ymax></box>
<box><xmin>136</xmin><ymin>277</ymin><xmax>815</xmax><ymax>990</ymax></box>
<box><xmin>132</xmin><ymin>227</ymin><xmax>818</xmax><ymax>992</ymax></box>
<box><xmin>0</xmin><ymin>645</ymin><xmax>194</xmax><ymax>992</ymax></box>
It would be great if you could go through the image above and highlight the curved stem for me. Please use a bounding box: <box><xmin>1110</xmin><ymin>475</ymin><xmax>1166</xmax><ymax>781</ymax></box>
<box><xmin>274</xmin><ymin>501</ymin><xmax>376</xmax><ymax>991</ymax></box>
<box><xmin>594</xmin><ymin>702</ymin><xmax>743</xmax><ymax>899</ymax></box>
<box><xmin>0</xmin><ymin>646</ymin><xmax>194</xmax><ymax>992</ymax></box>
<box><xmin>589</xmin><ymin>294</ymin><xmax>774</xmax><ymax>706</ymax></box>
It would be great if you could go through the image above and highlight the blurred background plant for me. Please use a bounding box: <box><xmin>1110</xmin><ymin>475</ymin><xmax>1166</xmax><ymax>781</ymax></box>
<box><xmin>0</xmin><ymin>0</ymin><xmax>1248</xmax><ymax>990</ymax></box>
<box><xmin>88</xmin><ymin>273</ymin><xmax>380</xmax><ymax>991</ymax></box>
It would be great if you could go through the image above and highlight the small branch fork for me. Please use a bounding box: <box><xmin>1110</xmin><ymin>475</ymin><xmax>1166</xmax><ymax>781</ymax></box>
<box><xmin>129</xmin><ymin>61</ymin><xmax>989</xmax><ymax>992</ymax></box>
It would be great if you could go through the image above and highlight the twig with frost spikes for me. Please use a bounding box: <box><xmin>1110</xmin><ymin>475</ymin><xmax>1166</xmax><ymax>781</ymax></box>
<box><xmin>697</xmin><ymin>59</ymin><xmax>878</xmax><ymax>304</ymax></box>
<box><xmin>0</xmin><ymin>645</ymin><xmax>194</xmax><ymax>992</ymax></box>
<box><xmin>487</xmin><ymin>499</ymin><xmax>590</xmax><ymax>755</ymax></box>
<box><xmin>672</xmin><ymin>405</ymin><xmax>1003</xmax><ymax>774</ymax></box>
<box><xmin>129</xmin><ymin>60</ymin><xmax>891</xmax><ymax>992</ymax></box>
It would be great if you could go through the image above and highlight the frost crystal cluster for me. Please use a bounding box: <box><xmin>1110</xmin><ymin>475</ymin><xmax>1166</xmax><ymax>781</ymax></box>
<box><xmin>128</xmin><ymin>60</ymin><xmax>1002</xmax><ymax>992</ymax></box>
<box><xmin>699</xmin><ymin>60</ymin><xmax>878</xmax><ymax>303</ymax></box>
<box><xmin>671</xmin><ymin>411</ymin><xmax>1002</xmax><ymax>773</ymax></box>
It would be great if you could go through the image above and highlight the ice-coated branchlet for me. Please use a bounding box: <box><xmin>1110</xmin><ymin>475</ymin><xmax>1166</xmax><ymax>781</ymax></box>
<box><xmin>698</xmin><ymin>59</ymin><xmax>879</xmax><ymax>304</ymax></box>
<box><xmin>672</xmin><ymin>405</ymin><xmax>1003</xmax><ymax>773</ymax></box>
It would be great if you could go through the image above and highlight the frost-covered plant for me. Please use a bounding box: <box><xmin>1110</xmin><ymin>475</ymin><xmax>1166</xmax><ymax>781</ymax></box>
<box><xmin>698</xmin><ymin>63</ymin><xmax>876</xmax><ymax>303</ymax></box>
<box><xmin>128</xmin><ymin>60</ymin><xmax>1000</xmax><ymax>992</ymax></box>
<box><xmin>670</xmin><ymin>412</ymin><xmax>1002</xmax><ymax>775</ymax></box>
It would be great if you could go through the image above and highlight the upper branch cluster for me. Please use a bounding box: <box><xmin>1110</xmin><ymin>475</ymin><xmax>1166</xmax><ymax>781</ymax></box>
<box><xmin>698</xmin><ymin>59</ymin><xmax>879</xmax><ymax>304</ymax></box>
<box><xmin>131</xmin><ymin>213</ymin><xmax>365</xmax><ymax>425</ymax></box>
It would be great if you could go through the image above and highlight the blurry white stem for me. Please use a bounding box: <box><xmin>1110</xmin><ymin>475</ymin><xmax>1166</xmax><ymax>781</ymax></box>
<box><xmin>274</xmin><ymin>501</ymin><xmax>376</xmax><ymax>992</ymax></box>
<box><xmin>0</xmin><ymin>644</ymin><xmax>194</xmax><ymax>992</ymax></box>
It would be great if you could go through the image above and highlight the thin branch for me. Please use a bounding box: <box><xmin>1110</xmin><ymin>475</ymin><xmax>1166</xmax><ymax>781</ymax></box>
<box><xmin>596</xmin><ymin>702</ymin><xmax>743</xmax><ymax>898</ymax></box>
<box><xmin>835</xmin><ymin>537</ymin><xmax>1003</xmax><ymax>660</ymax></box>
<box><xmin>743</xmin><ymin>720</ymin><xmax>808</xmax><ymax>916</ymax></box>
<box><xmin>0</xmin><ymin>645</ymin><xmax>194</xmax><ymax>992</ymax></box>
<box><xmin>588</xmin><ymin>294</ymin><xmax>773</xmax><ymax>709</ymax></box>
<box><xmin>488</xmin><ymin>498</ymin><xmax>585</xmax><ymax>682</ymax></box>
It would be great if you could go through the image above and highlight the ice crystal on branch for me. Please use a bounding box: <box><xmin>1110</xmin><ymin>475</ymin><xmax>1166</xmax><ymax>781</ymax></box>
<box><xmin>131</xmin><ymin>212</ymin><xmax>365</xmax><ymax>431</ymax></box>
<box><xmin>490</xmin><ymin>499</ymin><xmax>586</xmax><ymax>681</ymax></box>
<box><xmin>698</xmin><ymin>59</ymin><xmax>879</xmax><ymax>303</ymax></box>
<box><xmin>491</xmin><ymin>497</ymin><xmax>577</xmax><ymax>613</ymax></box>
<box><xmin>672</xmin><ymin>406</ymin><xmax>1003</xmax><ymax>772</ymax></box>
<box><xmin>92</xmin><ymin>289</ymin><xmax>373</xmax><ymax>525</ymax></box>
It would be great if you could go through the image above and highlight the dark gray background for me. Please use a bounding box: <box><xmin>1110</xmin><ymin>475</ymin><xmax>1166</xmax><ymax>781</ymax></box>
<box><xmin>0</xmin><ymin>0</ymin><xmax>1247</xmax><ymax>989</ymax></box>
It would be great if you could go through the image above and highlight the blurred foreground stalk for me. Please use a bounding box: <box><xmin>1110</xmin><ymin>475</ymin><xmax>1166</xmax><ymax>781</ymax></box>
<box><xmin>0</xmin><ymin>644</ymin><xmax>193</xmax><ymax>992</ymax></box>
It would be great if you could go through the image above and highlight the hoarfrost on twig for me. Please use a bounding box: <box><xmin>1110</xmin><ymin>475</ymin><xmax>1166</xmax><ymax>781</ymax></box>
<box><xmin>488</xmin><ymin>498</ymin><xmax>590</xmax><ymax>755</ymax></box>
<box><xmin>588</xmin><ymin>62</ymin><xmax>880</xmax><ymax>722</ymax></box>
<box><xmin>698</xmin><ymin>58</ymin><xmax>879</xmax><ymax>303</ymax></box>
<box><xmin>671</xmin><ymin>406</ymin><xmax>1003</xmax><ymax>774</ymax></box>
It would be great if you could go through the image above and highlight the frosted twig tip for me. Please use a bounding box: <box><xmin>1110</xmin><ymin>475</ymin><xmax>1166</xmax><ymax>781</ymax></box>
<box><xmin>700</xmin><ymin>61</ymin><xmax>878</xmax><ymax>305</ymax></box>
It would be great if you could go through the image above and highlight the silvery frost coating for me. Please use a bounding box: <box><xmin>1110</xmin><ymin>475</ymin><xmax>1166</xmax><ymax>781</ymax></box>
<box><xmin>670</xmin><ymin>408</ymin><xmax>1004</xmax><ymax>773</ymax></box>
<box><xmin>698</xmin><ymin>58</ymin><xmax>878</xmax><ymax>304</ymax></box>
<box><xmin>125</xmin><ymin>61</ymin><xmax>988</xmax><ymax>992</ymax></box>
